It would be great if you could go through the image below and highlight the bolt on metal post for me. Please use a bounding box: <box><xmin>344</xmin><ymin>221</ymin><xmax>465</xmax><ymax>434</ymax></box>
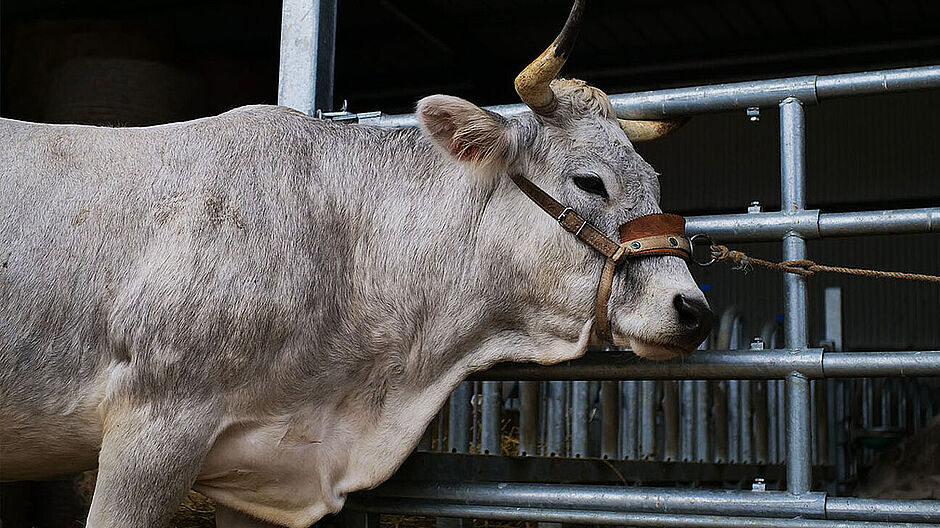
<box><xmin>752</xmin><ymin>477</ymin><xmax>767</xmax><ymax>492</ymax></box>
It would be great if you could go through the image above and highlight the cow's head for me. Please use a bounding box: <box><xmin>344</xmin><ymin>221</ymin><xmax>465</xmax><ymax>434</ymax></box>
<box><xmin>417</xmin><ymin>0</ymin><xmax>712</xmax><ymax>361</ymax></box>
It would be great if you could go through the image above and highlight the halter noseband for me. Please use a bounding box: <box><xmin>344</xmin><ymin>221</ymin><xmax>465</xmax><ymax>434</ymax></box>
<box><xmin>510</xmin><ymin>174</ymin><xmax>692</xmax><ymax>343</ymax></box>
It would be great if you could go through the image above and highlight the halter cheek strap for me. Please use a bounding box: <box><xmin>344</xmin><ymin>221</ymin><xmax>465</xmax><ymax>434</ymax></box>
<box><xmin>510</xmin><ymin>174</ymin><xmax>691</xmax><ymax>343</ymax></box>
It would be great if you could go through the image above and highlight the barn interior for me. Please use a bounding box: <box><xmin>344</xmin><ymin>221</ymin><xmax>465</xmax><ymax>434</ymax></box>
<box><xmin>2</xmin><ymin>0</ymin><xmax>940</xmax><ymax>526</ymax></box>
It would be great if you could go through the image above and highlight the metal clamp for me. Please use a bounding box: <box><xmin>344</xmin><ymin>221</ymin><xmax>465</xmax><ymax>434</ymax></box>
<box><xmin>318</xmin><ymin>101</ymin><xmax>385</xmax><ymax>124</ymax></box>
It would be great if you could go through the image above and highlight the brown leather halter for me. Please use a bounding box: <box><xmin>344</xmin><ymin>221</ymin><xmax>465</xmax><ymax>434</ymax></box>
<box><xmin>510</xmin><ymin>174</ymin><xmax>692</xmax><ymax>343</ymax></box>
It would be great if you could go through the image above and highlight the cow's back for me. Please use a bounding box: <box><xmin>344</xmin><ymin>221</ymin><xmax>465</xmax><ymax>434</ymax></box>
<box><xmin>0</xmin><ymin>105</ymin><xmax>340</xmax><ymax>478</ymax></box>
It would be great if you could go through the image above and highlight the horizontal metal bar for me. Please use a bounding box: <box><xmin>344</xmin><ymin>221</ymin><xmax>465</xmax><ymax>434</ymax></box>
<box><xmin>827</xmin><ymin>498</ymin><xmax>940</xmax><ymax>524</ymax></box>
<box><xmin>611</xmin><ymin>75</ymin><xmax>818</xmax><ymax>118</ymax></box>
<box><xmin>354</xmin><ymin>482</ymin><xmax>940</xmax><ymax>524</ymax></box>
<box><xmin>613</xmin><ymin>66</ymin><xmax>940</xmax><ymax>119</ymax></box>
<box><xmin>360</xmin><ymin>481</ymin><xmax>827</xmax><ymax>519</ymax></box>
<box><xmin>346</xmin><ymin>499</ymin><xmax>936</xmax><ymax>527</ymax></box>
<box><xmin>386</xmin><ymin>452</ymin><xmax>796</xmax><ymax>485</ymax></box>
<box><xmin>361</xmin><ymin>65</ymin><xmax>940</xmax><ymax>126</ymax></box>
<box><xmin>362</xmin><ymin>101</ymin><xmax>526</xmax><ymax>128</ymax></box>
<box><xmin>815</xmin><ymin>68</ymin><xmax>940</xmax><ymax>100</ymax></box>
<box><xmin>685</xmin><ymin>208</ymin><xmax>939</xmax><ymax>243</ymax></box>
<box><xmin>817</xmin><ymin>209</ymin><xmax>940</xmax><ymax>238</ymax></box>
<box><xmin>822</xmin><ymin>352</ymin><xmax>940</xmax><ymax>378</ymax></box>
<box><xmin>687</xmin><ymin>210</ymin><xmax>820</xmax><ymax>242</ymax></box>
<box><xmin>468</xmin><ymin>350</ymin><xmax>940</xmax><ymax>381</ymax></box>
<box><xmin>471</xmin><ymin>349</ymin><xmax>823</xmax><ymax>380</ymax></box>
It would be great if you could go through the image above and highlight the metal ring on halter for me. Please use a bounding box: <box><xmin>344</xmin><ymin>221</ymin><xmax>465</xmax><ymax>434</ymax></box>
<box><xmin>689</xmin><ymin>233</ymin><xmax>716</xmax><ymax>267</ymax></box>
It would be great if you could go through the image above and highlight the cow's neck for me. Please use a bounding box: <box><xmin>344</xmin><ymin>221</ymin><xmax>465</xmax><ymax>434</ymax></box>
<box><xmin>310</xmin><ymin>127</ymin><xmax>591</xmax><ymax>409</ymax></box>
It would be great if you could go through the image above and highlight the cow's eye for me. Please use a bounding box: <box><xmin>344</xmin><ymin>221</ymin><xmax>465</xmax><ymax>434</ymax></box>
<box><xmin>572</xmin><ymin>175</ymin><xmax>609</xmax><ymax>199</ymax></box>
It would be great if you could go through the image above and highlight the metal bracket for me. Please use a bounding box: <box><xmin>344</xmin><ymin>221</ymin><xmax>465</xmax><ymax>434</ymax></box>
<box><xmin>318</xmin><ymin>100</ymin><xmax>384</xmax><ymax>123</ymax></box>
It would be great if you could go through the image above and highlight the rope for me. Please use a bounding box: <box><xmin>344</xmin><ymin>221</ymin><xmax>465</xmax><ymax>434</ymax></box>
<box><xmin>710</xmin><ymin>245</ymin><xmax>940</xmax><ymax>283</ymax></box>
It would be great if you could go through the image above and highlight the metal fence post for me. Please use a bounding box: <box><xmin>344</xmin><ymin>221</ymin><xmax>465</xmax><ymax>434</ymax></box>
<box><xmin>443</xmin><ymin>381</ymin><xmax>473</xmax><ymax>528</ymax></box>
<box><xmin>448</xmin><ymin>382</ymin><xmax>472</xmax><ymax>453</ymax></box>
<box><xmin>767</xmin><ymin>378</ymin><xmax>778</xmax><ymax>463</ymax></box>
<box><xmin>740</xmin><ymin>381</ymin><xmax>753</xmax><ymax>463</ymax></box>
<box><xmin>601</xmin><ymin>381</ymin><xmax>618</xmax><ymax>459</ymax></box>
<box><xmin>694</xmin><ymin>380</ymin><xmax>710</xmax><ymax>462</ymax></box>
<box><xmin>713</xmin><ymin>380</ymin><xmax>729</xmax><ymax>462</ymax></box>
<box><xmin>639</xmin><ymin>380</ymin><xmax>657</xmax><ymax>460</ymax></box>
<box><xmin>571</xmin><ymin>381</ymin><xmax>590</xmax><ymax>457</ymax></box>
<box><xmin>519</xmin><ymin>381</ymin><xmax>539</xmax><ymax>456</ymax></box>
<box><xmin>277</xmin><ymin>0</ymin><xmax>337</xmax><ymax>114</ymax></box>
<box><xmin>728</xmin><ymin>380</ymin><xmax>740</xmax><ymax>462</ymax></box>
<box><xmin>481</xmin><ymin>381</ymin><xmax>501</xmax><ymax>455</ymax></box>
<box><xmin>679</xmin><ymin>380</ymin><xmax>695</xmax><ymax>461</ymax></box>
<box><xmin>546</xmin><ymin>381</ymin><xmax>567</xmax><ymax>456</ymax></box>
<box><xmin>620</xmin><ymin>380</ymin><xmax>639</xmax><ymax>460</ymax></box>
<box><xmin>823</xmin><ymin>287</ymin><xmax>848</xmax><ymax>488</ymax></box>
<box><xmin>663</xmin><ymin>381</ymin><xmax>679</xmax><ymax>461</ymax></box>
<box><xmin>781</xmin><ymin>96</ymin><xmax>812</xmax><ymax>495</ymax></box>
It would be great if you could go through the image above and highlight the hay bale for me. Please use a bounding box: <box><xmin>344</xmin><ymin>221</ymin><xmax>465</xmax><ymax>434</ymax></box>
<box><xmin>170</xmin><ymin>491</ymin><xmax>216</xmax><ymax>528</ymax></box>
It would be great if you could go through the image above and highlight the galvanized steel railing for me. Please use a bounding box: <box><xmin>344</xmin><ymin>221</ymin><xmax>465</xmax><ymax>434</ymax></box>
<box><xmin>359</xmin><ymin>65</ymin><xmax>940</xmax><ymax>125</ymax></box>
<box><xmin>351</xmin><ymin>482</ymin><xmax>940</xmax><ymax>524</ymax></box>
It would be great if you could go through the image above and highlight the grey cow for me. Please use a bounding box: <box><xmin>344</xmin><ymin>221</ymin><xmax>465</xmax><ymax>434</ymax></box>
<box><xmin>0</xmin><ymin>2</ymin><xmax>712</xmax><ymax>526</ymax></box>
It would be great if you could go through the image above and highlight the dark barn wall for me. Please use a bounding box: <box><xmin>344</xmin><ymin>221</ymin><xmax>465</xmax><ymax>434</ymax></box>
<box><xmin>1</xmin><ymin>1</ymin><xmax>281</xmax><ymax>126</ymax></box>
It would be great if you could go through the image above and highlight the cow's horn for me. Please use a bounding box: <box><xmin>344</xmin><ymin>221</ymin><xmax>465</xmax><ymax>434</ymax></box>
<box><xmin>618</xmin><ymin>117</ymin><xmax>690</xmax><ymax>142</ymax></box>
<box><xmin>514</xmin><ymin>0</ymin><xmax>586</xmax><ymax>116</ymax></box>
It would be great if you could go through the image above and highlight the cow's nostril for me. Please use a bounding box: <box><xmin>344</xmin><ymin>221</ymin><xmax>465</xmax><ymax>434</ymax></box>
<box><xmin>673</xmin><ymin>294</ymin><xmax>712</xmax><ymax>332</ymax></box>
<box><xmin>673</xmin><ymin>294</ymin><xmax>697</xmax><ymax>329</ymax></box>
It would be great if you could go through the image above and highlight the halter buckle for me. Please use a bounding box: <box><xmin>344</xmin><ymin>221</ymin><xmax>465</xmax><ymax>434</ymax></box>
<box><xmin>557</xmin><ymin>207</ymin><xmax>588</xmax><ymax>237</ymax></box>
<box><xmin>556</xmin><ymin>207</ymin><xmax>574</xmax><ymax>223</ymax></box>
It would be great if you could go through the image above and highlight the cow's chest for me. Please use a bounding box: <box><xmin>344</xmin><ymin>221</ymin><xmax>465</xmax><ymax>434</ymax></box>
<box><xmin>192</xmin><ymin>376</ymin><xmax>461</xmax><ymax>528</ymax></box>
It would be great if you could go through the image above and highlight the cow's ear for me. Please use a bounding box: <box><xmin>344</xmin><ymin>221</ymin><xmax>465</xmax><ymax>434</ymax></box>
<box><xmin>418</xmin><ymin>95</ymin><xmax>509</xmax><ymax>165</ymax></box>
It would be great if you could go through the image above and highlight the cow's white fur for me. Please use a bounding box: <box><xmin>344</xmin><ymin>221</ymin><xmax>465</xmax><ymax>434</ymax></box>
<box><xmin>0</xmin><ymin>80</ymin><xmax>708</xmax><ymax>528</ymax></box>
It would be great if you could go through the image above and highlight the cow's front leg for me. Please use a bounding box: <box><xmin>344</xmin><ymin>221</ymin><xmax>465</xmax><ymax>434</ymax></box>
<box><xmin>86</xmin><ymin>399</ymin><xmax>221</xmax><ymax>528</ymax></box>
<box><xmin>215</xmin><ymin>503</ymin><xmax>284</xmax><ymax>528</ymax></box>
